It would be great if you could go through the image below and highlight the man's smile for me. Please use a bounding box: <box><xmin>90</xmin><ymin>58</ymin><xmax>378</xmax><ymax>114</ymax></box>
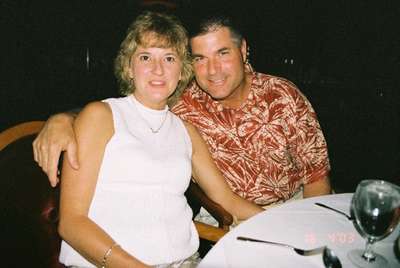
<box><xmin>208</xmin><ymin>77</ymin><xmax>226</xmax><ymax>86</ymax></box>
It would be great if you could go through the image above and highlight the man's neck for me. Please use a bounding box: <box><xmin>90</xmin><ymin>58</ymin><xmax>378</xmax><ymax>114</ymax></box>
<box><xmin>219</xmin><ymin>72</ymin><xmax>253</xmax><ymax>109</ymax></box>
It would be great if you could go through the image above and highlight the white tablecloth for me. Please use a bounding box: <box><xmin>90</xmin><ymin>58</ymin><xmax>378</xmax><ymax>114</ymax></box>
<box><xmin>198</xmin><ymin>193</ymin><xmax>400</xmax><ymax>268</ymax></box>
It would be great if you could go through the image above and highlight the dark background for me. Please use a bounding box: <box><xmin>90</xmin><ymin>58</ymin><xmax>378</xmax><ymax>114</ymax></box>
<box><xmin>2</xmin><ymin>0</ymin><xmax>399</xmax><ymax>191</ymax></box>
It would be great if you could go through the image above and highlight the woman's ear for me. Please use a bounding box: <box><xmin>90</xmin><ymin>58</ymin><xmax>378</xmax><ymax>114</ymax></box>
<box><xmin>127</xmin><ymin>55</ymin><xmax>135</xmax><ymax>79</ymax></box>
<box><xmin>128</xmin><ymin>65</ymin><xmax>134</xmax><ymax>79</ymax></box>
<box><xmin>127</xmin><ymin>65</ymin><xmax>135</xmax><ymax>87</ymax></box>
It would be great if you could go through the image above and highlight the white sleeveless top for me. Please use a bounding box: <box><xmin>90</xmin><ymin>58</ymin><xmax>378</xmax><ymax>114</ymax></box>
<box><xmin>59</xmin><ymin>95</ymin><xmax>199</xmax><ymax>267</ymax></box>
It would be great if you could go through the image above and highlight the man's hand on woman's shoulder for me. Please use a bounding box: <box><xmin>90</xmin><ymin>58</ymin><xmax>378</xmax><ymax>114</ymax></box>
<box><xmin>33</xmin><ymin>113</ymin><xmax>79</xmax><ymax>187</ymax></box>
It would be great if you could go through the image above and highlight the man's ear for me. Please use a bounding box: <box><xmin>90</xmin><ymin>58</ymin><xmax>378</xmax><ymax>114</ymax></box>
<box><xmin>241</xmin><ymin>39</ymin><xmax>248</xmax><ymax>62</ymax></box>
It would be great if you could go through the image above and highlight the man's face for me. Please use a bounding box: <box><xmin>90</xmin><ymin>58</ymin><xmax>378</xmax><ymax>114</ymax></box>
<box><xmin>190</xmin><ymin>27</ymin><xmax>247</xmax><ymax>102</ymax></box>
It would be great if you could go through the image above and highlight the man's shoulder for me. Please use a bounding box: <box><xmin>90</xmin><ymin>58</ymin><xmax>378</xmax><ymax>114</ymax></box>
<box><xmin>254</xmin><ymin>72</ymin><xmax>297</xmax><ymax>88</ymax></box>
<box><xmin>253</xmin><ymin>72</ymin><xmax>303</xmax><ymax>98</ymax></box>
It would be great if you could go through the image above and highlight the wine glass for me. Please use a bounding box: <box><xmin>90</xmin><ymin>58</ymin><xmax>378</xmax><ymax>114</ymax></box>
<box><xmin>348</xmin><ymin>179</ymin><xmax>400</xmax><ymax>268</ymax></box>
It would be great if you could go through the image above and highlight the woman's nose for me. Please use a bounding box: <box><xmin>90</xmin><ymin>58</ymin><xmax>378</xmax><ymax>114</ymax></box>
<box><xmin>151</xmin><ymin>60</ymin><xmax>164</xmax><ymax>75</ymax></box>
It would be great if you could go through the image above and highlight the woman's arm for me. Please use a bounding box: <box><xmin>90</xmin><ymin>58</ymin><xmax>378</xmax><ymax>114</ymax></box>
<box><xmin>58</xmin><ymin>101</ymin><xmax>149</xmax><ymax>268</ymax></box>
<box><xmin>303</xmin><ymin>176</ymin><xmax>332</xmax><ymax>197</ymax></box>
<box><xmin>184</xmin><ymin>122</ymin><xmax>263</xmax><ymax>221</ymax></box>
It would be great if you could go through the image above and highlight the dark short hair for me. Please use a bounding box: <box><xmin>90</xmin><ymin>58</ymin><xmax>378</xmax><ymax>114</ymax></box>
<box><xmin>185</xmin><ymin>10</ymin><xmax>245</xmax><ymax>48</ymax></box>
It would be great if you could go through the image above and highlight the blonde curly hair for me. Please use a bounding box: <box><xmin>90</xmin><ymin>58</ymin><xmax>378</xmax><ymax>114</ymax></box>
<box><xmin>114</xmin><ymin>11</ymin><xmax>192</xmax><ymax>107</ymax></box>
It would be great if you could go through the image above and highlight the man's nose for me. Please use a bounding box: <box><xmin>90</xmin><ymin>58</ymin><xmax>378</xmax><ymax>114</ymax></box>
<box><xmin>207</xmin><ymin>58</ymin><xmax>220</xmax><ymax>75</ymax></box>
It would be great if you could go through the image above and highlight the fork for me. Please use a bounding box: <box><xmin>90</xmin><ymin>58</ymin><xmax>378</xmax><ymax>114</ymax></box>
<box><xmin>314</xmin><ymin>202</ymin><xmax>354</xmax><ymax>220</ymax></box>
<box><xmin>237</xmin><ymin>236</ymin><xmax>326</xmax><ymax>256</ymax></box>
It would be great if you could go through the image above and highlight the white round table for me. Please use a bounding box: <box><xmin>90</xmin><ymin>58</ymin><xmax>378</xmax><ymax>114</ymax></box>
<box><xmin>198</xmin><ymin>193</ymin><xmax>400</xmax><ymax>268</ymax></box>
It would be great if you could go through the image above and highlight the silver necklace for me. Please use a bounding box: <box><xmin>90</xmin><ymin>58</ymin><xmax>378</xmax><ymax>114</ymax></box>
<box><xmin>147</xmin><ymin>112</ymin><xmax>168</xmax><ymax>133</ymax></box>
<box><xmin>132</xmin><ymin>98</ymin><xmax>168</xmax><ymax>134</ymax></box>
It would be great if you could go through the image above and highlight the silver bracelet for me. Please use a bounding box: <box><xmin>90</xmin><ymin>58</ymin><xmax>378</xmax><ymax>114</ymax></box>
<box><xmin>101</xmin><ymin>243</ymin><xmax>120</xmax><ymax>268</ymax></box>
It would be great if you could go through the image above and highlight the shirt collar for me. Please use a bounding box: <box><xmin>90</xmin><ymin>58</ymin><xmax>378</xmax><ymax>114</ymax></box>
<box><xmin>191</xmin><ymin>72</ymin><xmax>256</xmax><ymax>113</ymax></box>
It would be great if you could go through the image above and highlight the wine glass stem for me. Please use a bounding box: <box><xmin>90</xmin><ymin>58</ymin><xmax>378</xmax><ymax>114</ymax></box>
<box><xmin>362</xmin><ymin>238</ymin><xmax>376</xmax><ymax>262</ymax></box>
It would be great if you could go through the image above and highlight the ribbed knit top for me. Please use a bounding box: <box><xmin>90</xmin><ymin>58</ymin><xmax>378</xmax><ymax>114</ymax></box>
<box><xmin>59</xmin><ymin>95</ymin><xmax>199</xmax><ymax>267</ymax></box>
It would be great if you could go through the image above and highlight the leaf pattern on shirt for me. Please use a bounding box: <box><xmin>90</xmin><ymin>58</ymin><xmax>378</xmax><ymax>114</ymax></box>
<box><xmin>172</xmin><ymin>73</ymin><xmax>330</xmax><ymax>205</ymax></box>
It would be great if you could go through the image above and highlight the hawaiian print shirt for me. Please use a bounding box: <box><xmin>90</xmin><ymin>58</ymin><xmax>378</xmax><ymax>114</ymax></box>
<box><xmin>172</xmin><ymin>72</ymin><xmax>330</xmax><ymax>205</ymax></box>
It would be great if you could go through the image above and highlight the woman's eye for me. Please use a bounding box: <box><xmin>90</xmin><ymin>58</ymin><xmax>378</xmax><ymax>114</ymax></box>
<box><xmin>139</xmin><ymin>55</ymin><xmax>150</xmax><ymax>61</ymax></box>
<box><xmin>165</xmin><ymin>56</ymin><xmax>176</xmax><ymax>62</ymax></box>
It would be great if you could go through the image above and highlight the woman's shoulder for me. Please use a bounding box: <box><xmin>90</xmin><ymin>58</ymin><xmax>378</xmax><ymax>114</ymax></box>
<box><xmin>80</xmin><ymin>101</ymin><xmax>112</xmax><ymax>120</ymax></box>
<box><xmin>75</xmin><ymin>101</ymin><xmax>113</xmax><ymax>136</ymax></box>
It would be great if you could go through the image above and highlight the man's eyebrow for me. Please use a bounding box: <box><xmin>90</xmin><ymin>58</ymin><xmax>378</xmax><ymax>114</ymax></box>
<box><xmin>191</xmin><ymin>47</ymin><xmax>230</xmax><ymax>58</ymax></box>
<box><xmin>191</xmin><ymin>52</ymin><xmax>203</xmax><ymax>58</ymax></box>
<box><xmin>218</xmin><ymin>47</ymin><xmax>230</xmax><ymax>52</ymax></box>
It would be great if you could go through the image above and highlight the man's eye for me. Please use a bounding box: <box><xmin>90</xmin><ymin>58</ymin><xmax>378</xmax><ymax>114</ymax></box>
<box><xmin>219</xmin><ymin>50</ymin><xmax>229</xmax><ymax>56</ymax></box>
<box><xmin>139</xmin><ymin>55</ymin><xmax>150</xmax><ymax>61</ymax></box>
<box><xmin>193</xmin><ymin>57</ymin><xmax>204</xmax><ymax>63</ymax></box>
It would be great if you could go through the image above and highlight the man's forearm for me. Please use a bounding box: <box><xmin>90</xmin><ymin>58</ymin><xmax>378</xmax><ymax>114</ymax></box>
<box><xmin>49</xmin><ymin>108</ymin><xmax>81</xmax><ymax>123</ymax></box>
<box><xmin>66</xmin><ymin>107</ymin><xmax>82</xmax><ymax>119</ymax></box>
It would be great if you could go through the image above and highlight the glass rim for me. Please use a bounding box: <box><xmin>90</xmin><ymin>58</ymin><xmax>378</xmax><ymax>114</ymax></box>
<box><xmin>356</xmin><ymin>180</ymin><xmax>400</xmax><ymax>198</ymax></box>
<box><xmin>358</xmin><ymin>179</ymin><xmax>399</xmax><ymax>188</ymax></box>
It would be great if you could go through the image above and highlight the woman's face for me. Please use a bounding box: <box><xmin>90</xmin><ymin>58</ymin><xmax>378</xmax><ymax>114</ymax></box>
<box><xmin>128</xmin><ymin>45</ymin><xmax>182</xmax><ymax>110</ymax></box>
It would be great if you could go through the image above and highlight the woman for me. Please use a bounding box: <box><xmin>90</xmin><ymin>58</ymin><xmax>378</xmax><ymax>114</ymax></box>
<box><xmin>58</xmin><ymin>11</ymin><xmax>262</xmax><ymax>268</ymax></box>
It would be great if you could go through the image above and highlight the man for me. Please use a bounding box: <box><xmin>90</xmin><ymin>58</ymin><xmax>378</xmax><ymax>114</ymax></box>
<box><xmin>33</xmin><ymin>13</ymin><xmax>331</xmax><ymax>218</ymax></box>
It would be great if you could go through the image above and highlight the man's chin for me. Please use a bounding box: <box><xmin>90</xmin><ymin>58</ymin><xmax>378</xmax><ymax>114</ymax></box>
<box><xmin>208</xmin><ymin>93</ymin><xmax>229</xmax><ymax>101</ymax></box>
<box><xmin>203</xmin><ymin>88</ymin><xmax>230</xmax><ymax>101</ymax></box>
